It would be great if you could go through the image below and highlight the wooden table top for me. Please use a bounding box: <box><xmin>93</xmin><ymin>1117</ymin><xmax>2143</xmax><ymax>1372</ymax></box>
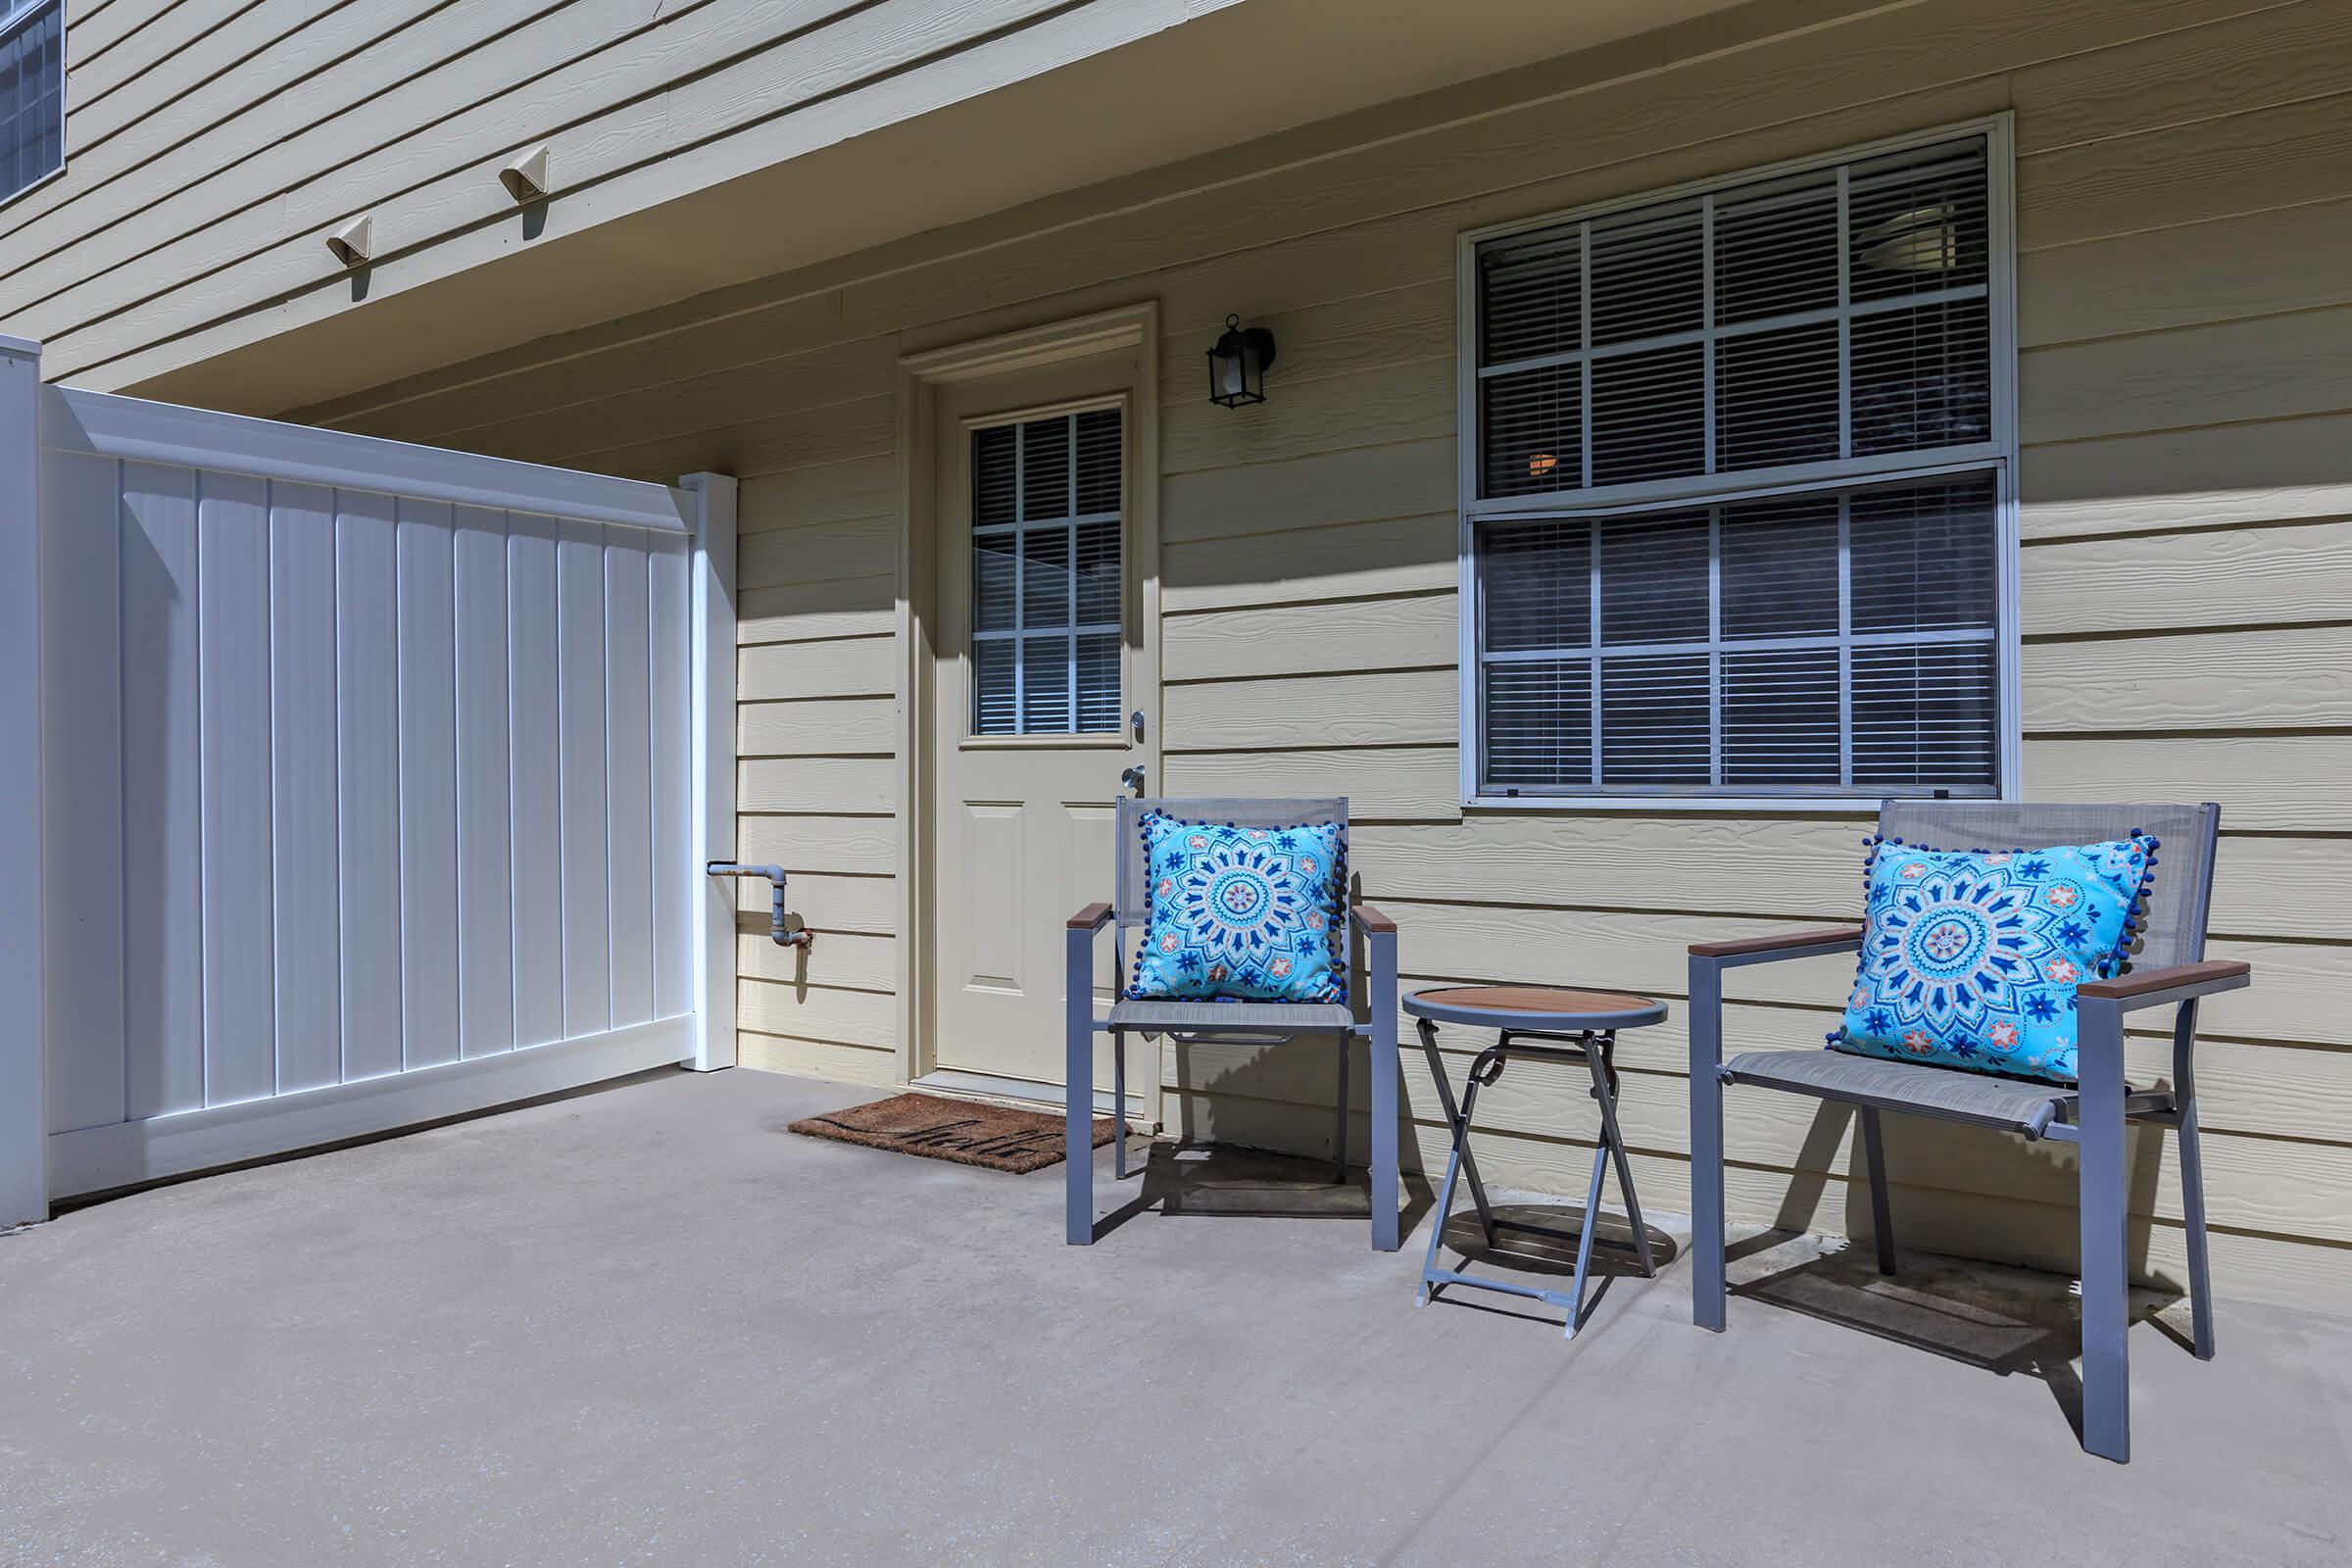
<box><xmin>1404</xmin><ymin>985</ymin><xmax>1666</xmax><ymax>1029</ymax></box>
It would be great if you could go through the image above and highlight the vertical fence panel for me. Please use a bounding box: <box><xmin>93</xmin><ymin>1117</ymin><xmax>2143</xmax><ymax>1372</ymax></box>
<box><xmin>269</xmin><ymin>482</ymin><xmax>343</xmax><ymax>1096</ymax></box>
<box><xmin>41</xmin><ymin>449</ymin><xmax>126</xmax><ymax>1133</ymax></box>
<box><xmin>558</xmin><ymin>517</ymin><xmax>612</xmax><ymax>1036</ymax></box>
<box><xmin>507</xmin><ymin>514</ymin><xmax>565</xmax><ymax>1048</ymax></box>
<box><xmin>398</xmin><ymin>499</ymin><xmax>462</xmax><ymax>1072</ymax></box>
<box><xmin>605</xmin><ymin>534</ymin><xmax>654</xmax><ymax>1028</ymax></box>
<box><xmin>121</xmin><ymin>462</ymin><xmax>205</xmax><ymax>1120</ymax></box>
<box><xmin>197</xmin><ymin>470</ymin><xmax>276</xmax><ymax>1107</ymax></box>
<box><xmin>455</xmin><ymin>506</ymin><xmax>515</xmax><ymax>1059</ymax></box>
<box><xmin>686</xmin><ymin>474</ymin><xmax>738</xmax><ymax>1072</ymax></box>
<box><xmin>648</xmin><ymin>534</ymin><xmax>693</xmax><ymax>1019</ymax></box>
<box><xmin>337</xmin><ymin>490</ymin><xmax>404</xmax><ymax>1083</ymax></box>
<box><xmin>34</xmin><ymin>385</ymin><xmax>705</xmax><ymax>1199</ymax></box>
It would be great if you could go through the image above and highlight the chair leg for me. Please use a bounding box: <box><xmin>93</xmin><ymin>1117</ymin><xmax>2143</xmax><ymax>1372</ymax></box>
<box><xmin>2077</xmin><ymin>996</ymin><xmax>2132</xmax><ymax>1462</ymax></box>
<box><xmin>1367</xmin><ymin>927</ymin><xmax>1400</xmax><ymax>1252</ymax></box>
<box><xmin>2173</xmin><ymin>1000</ymin><xmax>2215</xmax><ymax>1361</ymax></box>
<box><xmin>1064</xmin><ymin>926</ymin><xmax>1095</xmax><ymax>1247</ymax></box>
<box><xmin>1859</xmin><ymin>1106</ymin><xmax>1896</xmax><ymax>1277</ymax></box>
<box><xmin>1690</xmin><ymin>957</ymin><xmax>1728</xmax><ymax>1332</ymax></box>
<box><xmin>1111</xmin><ymin>1026</ymin><xmax>1128</xmax><ymax>1181</ymax></box>
<box><xmin>1333</xmin><ymin>1034</ymin><xmax>1350</xmax><ymax>1184</ymax></box>
<box><xmin>2176</xmin><ymin>1094</ymin><xmax>2216</xmax><ymax>1362</ymax></box>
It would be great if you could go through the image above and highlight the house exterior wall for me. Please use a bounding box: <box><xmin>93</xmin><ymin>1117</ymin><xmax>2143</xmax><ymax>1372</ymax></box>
<box><xmin>0</xmin><ymin>0</ymin><xmax>1739</xmax><ymax>411</ymax></box>
<box><xmin>0</xmin><ymin>0</ymin><xmax>1272</xmax><ymax>394</ymax></box>
<box><xmin>290</xmin><ymin>0</ymin><xmax>2351</xmax><ymax>1309</ymax></box>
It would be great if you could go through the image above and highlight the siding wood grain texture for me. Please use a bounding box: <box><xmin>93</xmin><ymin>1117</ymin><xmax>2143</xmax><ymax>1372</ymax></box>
<box><xmin>106</xmin><ymin>0</ymin><xmax>2352</xmax><ymax>1307</ymax></box>
<box><xmin>3</xmin><ymin>0</ymin><xmax>1266</xmax><ymax>392</ymax></box>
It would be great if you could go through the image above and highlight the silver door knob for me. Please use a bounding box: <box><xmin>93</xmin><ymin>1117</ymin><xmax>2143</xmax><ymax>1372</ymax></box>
<box><xmin>1119</xmin><ymin>764</ymin><xmax>1147</xmax><ymax>797</ymax></box>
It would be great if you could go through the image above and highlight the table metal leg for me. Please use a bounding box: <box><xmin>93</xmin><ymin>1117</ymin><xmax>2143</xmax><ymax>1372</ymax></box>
<box><xmin>1458</xmin><ymin>1050</ymin><xmax>1505</xmax><ymax>1246</ymax></box>
<box><xmin>1418</xmin><ymin>1027</ymin><xmax>1501</xmax><ymax>1304</ymax></box>
<box><xmin>1413</xmin><ymin>1024</ymin><xmax>1660</xmax><ymax>1337</ymax></box>
<box><xmin>1564</xmin><ymin>1141</ymin><xmax>1612</xmax><ymax>1339</ymax></box>
<box><xmin>1585</xmin><ymin>1032</ymin><xmax>1654</xmax><ymax>1278</ymax></box>
<box><xmin>1417</xmin><ymin>1101</ymin><xmax>1469</xmax><ymax>1308</ymax></box>
<box><xmin>1417</xmin><ymin>1021</ymin><xmax>1499</xmax><ymax>1242</ymax></box>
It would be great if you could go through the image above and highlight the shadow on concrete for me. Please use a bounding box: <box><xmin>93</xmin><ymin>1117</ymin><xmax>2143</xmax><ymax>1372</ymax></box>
<box><xmin>1438</xmin><ymin>1200</ymin><xmax>1680</xmax><ymax>1279</ymax></box>
<box><xmin>1728</xmin><ymin>1230</ymin><xmax>2189</xmax><ymax>1447</ymax></box>
<box><xmin>1096</xmin><ymin>1141</ymin><xmax>1435</xmax><ymax>1242</ymax></box>
<box><xmin>1416</xmin><ymin>1200</ymin><xmax>1681</xmax><ymax>1333</ymax></box>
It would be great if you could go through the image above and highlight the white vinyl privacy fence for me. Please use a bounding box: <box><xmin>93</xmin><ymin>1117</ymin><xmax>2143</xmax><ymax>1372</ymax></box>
<box><xmin>1</xmin><ymin>336</ymin><xmax>740</xmax><ymax>1225</ymax></box>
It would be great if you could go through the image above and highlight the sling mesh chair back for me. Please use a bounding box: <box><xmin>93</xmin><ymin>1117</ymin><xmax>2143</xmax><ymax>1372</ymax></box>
<box><xmin>1063</xmin><ymin>797</ymin><xmax>1400</xmax><ymax>1250</ymax></box>
<box><xmin>1687</xmin><ymin>800</ymin><xmax>2251</xmax><ymax>1463</ymax></box>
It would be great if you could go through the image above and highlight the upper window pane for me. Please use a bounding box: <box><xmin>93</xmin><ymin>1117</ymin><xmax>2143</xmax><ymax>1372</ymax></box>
<box><xmin>1590</xmin><ymin>205</ymin><xmax>1702</xmax><ymax>345</ymax></box>
<box><xmin>1472</xmin><ymin>133</ymin><xmax>1993</xmax><ymax>503</ymax></box>
<box><xmin>1715</xmin><ymin>173</ymin><xmax>1839</xmax><ymax>323</ymax></box>
<box><xmin>1</xmin><ymin>1</ymin><xmax>63</xmax><ymax>204</ymax></box>
<box><xmin>969</xmin><ymin>409</ymin><xmax>1122</xmax><ymax>737</ymax></box>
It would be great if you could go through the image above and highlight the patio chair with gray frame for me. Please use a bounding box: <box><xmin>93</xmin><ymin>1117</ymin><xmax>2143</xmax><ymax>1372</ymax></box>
<box><xmin>1063</xmin><ymin>797</ymin><xmax>1401</xmax><ymax>1250</ymax></box>
<box><xmin>1687</xmin><ymin>801</ymin><xmax>2252</xmax><ymax>1464</ymax></box>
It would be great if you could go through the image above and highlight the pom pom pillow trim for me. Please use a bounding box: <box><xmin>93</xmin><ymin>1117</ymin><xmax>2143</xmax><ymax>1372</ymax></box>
<box><xmin>1125</xmin><ymin>811</ymin><xmax>1347</xmax><ymax>1004</ymax></box>
<box><xmin>1833</xmin><ymin>831</ymin><xmax>2160</xmax><ymax>1086</ymax></box>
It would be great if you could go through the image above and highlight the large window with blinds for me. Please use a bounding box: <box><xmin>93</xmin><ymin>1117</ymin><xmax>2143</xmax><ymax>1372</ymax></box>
<box><xmin>1462</xmin><ymin>125</ymin><xmax>2014</xmax><ymax>802</ymax></box>
<box><xmin>970</xmin><ymin>406</ymin><xmax>1123</xmax><ymax>735</ymax></box>
<box><xmin>1</xmin><ymin>1</ymin><xmax>64</xmax><ymax>204</ymax></box>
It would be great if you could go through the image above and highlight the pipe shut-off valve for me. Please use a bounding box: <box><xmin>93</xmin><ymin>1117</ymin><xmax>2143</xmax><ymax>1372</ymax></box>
<box><xmin>705</xmin><ymin>862</ymin><xmax>813</xmax><ymax>948</ymax></box>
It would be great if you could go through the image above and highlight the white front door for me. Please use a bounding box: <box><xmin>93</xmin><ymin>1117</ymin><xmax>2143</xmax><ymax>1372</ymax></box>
<box><xmin>927</xmin><ymin>355</ymin><xmax>1152</xmax><ymax>1095</ymax></box>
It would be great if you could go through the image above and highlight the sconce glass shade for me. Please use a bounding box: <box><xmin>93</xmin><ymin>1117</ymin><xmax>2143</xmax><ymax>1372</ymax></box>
<box><xmin>1206</xmin><ymin>315</ymin><xmax>1277</xmax><ymax>407</ymax></box>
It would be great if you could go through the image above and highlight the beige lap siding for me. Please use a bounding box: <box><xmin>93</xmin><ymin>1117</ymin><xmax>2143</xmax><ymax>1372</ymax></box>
<box><xmin>727</xmin><ymin>480</ymin><xmax>902</xmax><ymax>1083</ymax></box>
<box><xmin>302</xmin><ymin>0</ymin><xmax>2352</xmax><ymax>1310</ymax></box>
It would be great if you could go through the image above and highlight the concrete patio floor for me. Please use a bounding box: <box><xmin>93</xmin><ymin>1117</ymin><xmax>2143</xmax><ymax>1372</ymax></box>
<box><xmin>3</xmin><ymin>1067</ymin><xmax>2347</xmax><ymax>1567</ymax></box>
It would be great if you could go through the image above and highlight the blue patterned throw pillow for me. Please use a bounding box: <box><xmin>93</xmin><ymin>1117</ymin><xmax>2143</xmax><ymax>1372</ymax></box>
<box><xmin>1127</xmin><ymin>812</ymin><xmax>1347</xmax><ymax>1004</ymax></box>
<box><xmin>1834</xmin><ymin>833</ymin><xmax>2160</xmax><ymax>1085</ymax></box>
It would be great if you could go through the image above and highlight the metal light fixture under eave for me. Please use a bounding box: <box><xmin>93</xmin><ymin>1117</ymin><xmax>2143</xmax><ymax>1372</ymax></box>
<box><xmin>1206</xmin><ymin>314</ymin><xmax>1276</xmax><ymax>408</ymax></box>
<box><xmin>325</xmin><ymin>216</ymin><xmax>373</xmax><ymax>269</ymax></box>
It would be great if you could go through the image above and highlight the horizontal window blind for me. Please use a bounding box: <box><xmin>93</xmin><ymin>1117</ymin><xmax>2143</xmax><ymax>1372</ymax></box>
<box><xmin>1468</xmin><ymin>128</ymin><xmax>2009</xmax><ymax>801</ymax></box>
<box><xmin>0</xmin><ymin>0</ymin><xmax>63</xmax><ymax>202</ymax></box>
<box><xmin>1479</xmin><ymin>473</ymin><xmax>2001</xmax><ymax>797</ymax></box>
<box><xmin>1477</xmin><ymin>135</ymin><xmax>1991</xmax><ymax>503</ymax></box>
<box><xmin>971</xmin><ymin>407</ymin><xmax>1122</xmax><ymax>736</ymax></box>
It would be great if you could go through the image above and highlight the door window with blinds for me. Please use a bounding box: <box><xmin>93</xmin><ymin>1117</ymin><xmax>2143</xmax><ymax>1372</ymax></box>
<box><xmin>1</xmin><ymin>0</ymin><xmax>65</xmax><ymax>203</ymax></box>
<box><xmin>969</xmin><ymin>406</ymin><xmax>1123</xmax><ymax>735</ymax></box>
<box><xmin>1463</xmin><ymin>126</ymin><xmax>2013</xmax><ymax>802</ymax></box>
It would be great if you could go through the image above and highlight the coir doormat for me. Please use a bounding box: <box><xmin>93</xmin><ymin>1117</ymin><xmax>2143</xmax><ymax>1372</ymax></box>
<box><xmin>788</xmin><ymin>1093</ymin><xmax>1112</xmax><ymax>1174</ymax></box>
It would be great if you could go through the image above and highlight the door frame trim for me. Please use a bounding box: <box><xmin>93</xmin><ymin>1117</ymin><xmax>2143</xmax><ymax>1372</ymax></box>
<box><xmin>893</xmin><ymin>302</ymin><xmax>1161</xmax><ymax>1085</ymax></box>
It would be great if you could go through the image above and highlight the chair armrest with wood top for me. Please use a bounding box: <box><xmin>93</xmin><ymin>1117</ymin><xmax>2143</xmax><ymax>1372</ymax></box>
<box><xmin>1066</xmin><ymin>902</ymin><xmax>1112</xmax><ymax>932</ymax></box>
<box><xmin>2077</xmin><ymin>959</ymin><xmax>2251</xmax><ymax>1011</ymax></box>
<box><xmin>1349</xmin><ymin>903</ymin><xmax>1396</xmax><ymax>935</ymax></box>
<box><xmin>1687</xmin><ymin>924</ymin><xmax>1864</xmax><ymax>968</ymax></box>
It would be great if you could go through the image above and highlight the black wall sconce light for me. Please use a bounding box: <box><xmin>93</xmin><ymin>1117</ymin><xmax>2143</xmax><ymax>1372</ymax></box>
<box><xmin>1206</xmin><ymin>315</ymin><xmax>1277</xmax><ymax>407</ymax></box>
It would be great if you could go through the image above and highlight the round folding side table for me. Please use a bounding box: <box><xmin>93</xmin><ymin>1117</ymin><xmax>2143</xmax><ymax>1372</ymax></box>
<box><xmin>1402</xmin><ymin>985</ymin><xmax>1667</xmax><ymax>1339</ymax></box>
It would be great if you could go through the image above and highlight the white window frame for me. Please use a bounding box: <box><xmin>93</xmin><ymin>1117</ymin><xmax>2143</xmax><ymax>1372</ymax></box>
<box><xmin>0</xmin><ymin>0</ymin><xmax>67</xmax><ymax>209</ymax></box>
<box><xmin>1454</xmin><ymin>114</ymin><xmax>2021</xmax><ymax>812</ymax></box>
